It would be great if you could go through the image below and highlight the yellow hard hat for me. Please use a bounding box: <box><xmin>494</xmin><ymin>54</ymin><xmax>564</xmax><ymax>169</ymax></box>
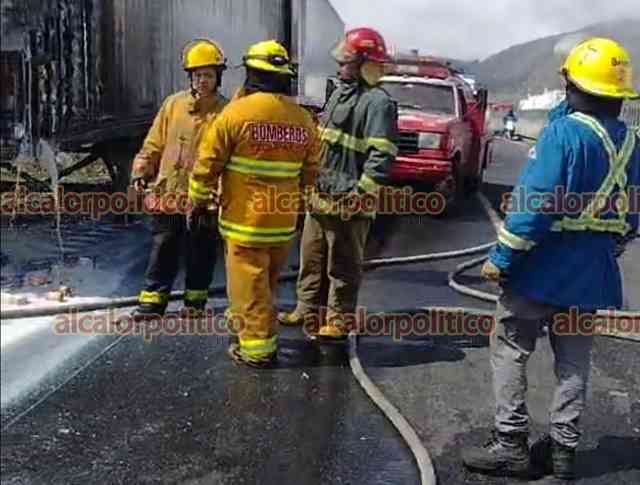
<box><xmin>561</xmin><ymin>37</ymin><xmax>639</xmax><ymax>99</ymax></box>
<box><xmin>182</xmin><ymin>39</ymin><xmax>226</xmax><ymax>71</ymax></box>
<box><xmin>243</xmin><ymin>40</ymin><xmax>295</xmax><ymax>75</ymax></box>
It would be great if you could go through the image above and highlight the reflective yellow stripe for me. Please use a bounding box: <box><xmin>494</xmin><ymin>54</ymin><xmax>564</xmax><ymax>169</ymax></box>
<box><xmin>498</xmin><ymin>225</ymin><xmax>536</xmax><ymax>251</ymax></box>
<box><xmin>239</xmin><ymin>335</ymin><xmax>277</xmax><ymax>358</ymax></box>
<box><xmin>219</xmin><ymin>218</ymin><xmax>296</xmax><ymax>244</ymax></box>
<box><xmin>358</xmin><ymin>174</ymin><xmax>383</xmax><ymax>194</ymax></box>
<box><xmin>139</xmin><ymin>291</ymin><xmax>169</xmax><ymax>305</ymax></box>
<box><xmin>188</xmin><ymin>178</ymin><xmax>213</xmax><ymax>203</ymax></box>
<box><xmin>571</xmin><ymin>113</ymin><xmax>617</xmax><ymax>162</ymax></box>
<box><xmin>184</xmin><ymin>289</ymin><xmax>208</xmax><ymax>303</ymax></box>
<box><xmin>570</xmin><ymin>113</ymin><xmax>635</xmax><ymax>217</ymax></box>
<box><xmin>321</xmin><ymin>128</ymin><xmax>365</xmax><ymax>151</ymax></box>
<box><xmin>367</xmin><ymin>137</ymin><xmax>399</xmax><ymax>157</ymax></box>
<box><xmin>551</xmin><ymin>218</ymin><xmax>630</xmax><ymax>234</ymax></box>
<box><xmin>227</xmin><ymin>156</ymin><xmax>302</xmax><ymax>178</ymax></box>
<box><xmin>552</xmin><ymin>113</ymin><xmax>637</xmax><ymax>236</ymax></box>
<box><xmin>321</xmin><ymin>128</ymin><xmax>398</xmax><ymax>156</ymax></box>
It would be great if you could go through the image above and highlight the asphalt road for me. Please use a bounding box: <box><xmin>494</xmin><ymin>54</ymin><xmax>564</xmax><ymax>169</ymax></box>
<box><xmin>1</xmin><ymin>137</ymin><xmax>638</xmax><ymax>484</ymax></box>
<box><xmin>361</xmin><ymin>138</ymin><xmax>640</xmax><ymax>485</ymax></box>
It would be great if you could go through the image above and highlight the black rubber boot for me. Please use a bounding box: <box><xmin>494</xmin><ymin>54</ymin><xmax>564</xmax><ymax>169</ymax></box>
<box><xmin>530</xmin><ymin>434</ymin><xmax>577</xmax><ymax>480</ymax></box>
<box><xmin>462</xmin><ymin>430</ymin><xmax>531</xmax><ymax>478</ymax></box>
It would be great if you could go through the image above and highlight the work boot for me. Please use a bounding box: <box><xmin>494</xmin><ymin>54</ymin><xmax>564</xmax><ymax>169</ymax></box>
<box><xmin>462</xmin><ymin>430</ymin><xmax>531</xmax><ymax>478</ymax></box>
<box><xmin>315</xmin><ymin>323</ymin><xmax>348</xmax><ymax>341</ymax></box>
<box><xmin>530</xmin><ymin>434</ymin><xmax>577</xmax><ymax>480</ymax></box>
<box><xmin>181</xmin><ymin>301</ymin><xmax>207</xmax><ymax>319</ymax></box>
<box><xmin>277</xmin><ymin>310</ymin><xmax>305</xmax><ymax>327</ymax></box>
<box><xmin>131</xmin><ymin>303</ymin><xmax>165</xmax><ymax>322</ymax></box>
<box><xmin>227</xmin><ymin>343</ymin><xmax>277</xmax><ymax>369</ymax></box>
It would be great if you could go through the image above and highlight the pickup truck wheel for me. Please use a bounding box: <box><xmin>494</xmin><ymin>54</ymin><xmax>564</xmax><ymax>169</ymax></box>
<box><xmin>465</xmin><ymin>166</ymin><xmax>485</xmax><ymax>194</ymax></box>
<box><xmin>434</xmin><ymin>160</ymin><xmax>464</xmax><ymax>218</ymax></box>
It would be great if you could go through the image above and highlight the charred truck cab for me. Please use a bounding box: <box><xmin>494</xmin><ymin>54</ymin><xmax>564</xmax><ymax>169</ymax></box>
<box><xmin>382</xmin><ymin>57</ymin><xmax>488</xmax><ymax>205</ymax></box>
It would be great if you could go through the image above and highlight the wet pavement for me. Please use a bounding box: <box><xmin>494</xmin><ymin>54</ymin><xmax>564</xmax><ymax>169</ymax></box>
<box><xmin>1</xmin><ymin>138</ymin><xmax>638</xmax><ymax>484</ymax></box>
<box><xmin>1</xmin><ymin>329</ymin><xmax>419</xmax><ymax>485</ymax></box>
<box><xmin>358</xmin><ymin>139</ymin><xmax>640</xmax><ymax>484</ymax></box>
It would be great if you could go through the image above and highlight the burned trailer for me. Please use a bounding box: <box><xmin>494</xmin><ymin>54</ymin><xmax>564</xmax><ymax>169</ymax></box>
<box><xmin>0</xmin><ymin>0</ymin><xmax>344</xmax><ymax>190</ymax></box>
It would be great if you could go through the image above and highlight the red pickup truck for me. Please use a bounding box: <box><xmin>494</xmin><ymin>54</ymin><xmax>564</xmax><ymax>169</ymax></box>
<box><xmin>380</xmin><ymin>58</ymin><xmax>489</xmax><ymax>207</ymax></box>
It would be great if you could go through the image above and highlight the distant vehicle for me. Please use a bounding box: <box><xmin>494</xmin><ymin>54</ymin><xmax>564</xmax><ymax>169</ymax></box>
<box><xmin>378</xmin><ymin>56</ymin><xmax>489</xmax><ymax>208</ymax></box>
<box><xmin>503</xmin><ymin>110</ymin><xmax>519</xmax><ymax>140</ymax></box>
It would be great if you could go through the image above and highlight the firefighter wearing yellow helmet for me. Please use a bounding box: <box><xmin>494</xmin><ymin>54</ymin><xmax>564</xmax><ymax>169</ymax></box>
<box><xmin>130</xmin><ymin>39</ymin><xmax>229</xmax><ymax>320</ymax></box>
<box><xmin>463</xmin><ymin>38</ymin><xmax>639</xmax><ymax>480</ymax></box>
<box><xmin>189</xmin><ymin>40</ymin><xmax>322</xmax><ymax>368</ymax></box>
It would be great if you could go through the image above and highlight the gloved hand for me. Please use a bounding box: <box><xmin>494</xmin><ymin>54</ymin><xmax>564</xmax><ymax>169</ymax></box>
<box><xmin>131</xmin><ymin>177</ymin><xmax>148</xmax><ymax>193</ymax></box>
<box><xmin>481</xmin><ymin>259</ymin><xmax>507</xmax><ymax>283</ymax></box>
<box><xmin>614</xmin><ymin>232</ymin><xmax>638</xmax><ymax>258</ymax></box>
<box><xmin>187</xmin><ymin>202</ymin><xmax>209</xmax><ymax>232</ymax></box>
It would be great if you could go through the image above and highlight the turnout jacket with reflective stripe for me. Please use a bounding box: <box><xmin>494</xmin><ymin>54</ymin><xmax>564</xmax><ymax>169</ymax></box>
<box><xmin>131</xmin><ymin>91</ymin><xmax>228</xmax><ymax>205</ymax></box>
<box><xmin>189</xmin><ymin>91</ymin><xmax>321</xmax><ymax>247</ymax></box>
<box><xmin>490</xmin><ymin>101</ymin><xmax>640</xmax><ymax>310</ymax></box>
<box><xmin>315</xmin><ymin>81</ymin><xmax>398</xmax><ymax>207</ymax></box>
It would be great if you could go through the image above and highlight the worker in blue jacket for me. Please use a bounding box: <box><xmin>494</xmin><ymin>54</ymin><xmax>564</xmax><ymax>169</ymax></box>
<box><xmin>463</xmin><ymin>37</ymin><xmax>639</xmax><ymax>480</ymax></box>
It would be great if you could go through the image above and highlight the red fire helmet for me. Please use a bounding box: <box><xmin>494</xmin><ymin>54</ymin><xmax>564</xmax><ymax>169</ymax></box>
<box><xmin>331</xmin><ymin>27</ymin><xmax>391</xmax><ymax>64</ymax></box>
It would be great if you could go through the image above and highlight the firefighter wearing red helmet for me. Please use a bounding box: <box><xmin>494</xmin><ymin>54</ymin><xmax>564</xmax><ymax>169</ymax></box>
<box><xmin>278</xmin><ymin>27</ymin><xmax>400</xmax><ymax>341</ymax></box>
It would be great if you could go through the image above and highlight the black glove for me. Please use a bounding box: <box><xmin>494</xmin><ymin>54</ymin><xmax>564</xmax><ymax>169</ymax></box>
<box><xmin>187</xmin><ymin>205</ymin><xmax>217</xmax><ymax>232</ymax></box>
<box><xmin>131</xmin><ymin>177</ymin><xmax>148</xmax><ymax>192</ymax></box>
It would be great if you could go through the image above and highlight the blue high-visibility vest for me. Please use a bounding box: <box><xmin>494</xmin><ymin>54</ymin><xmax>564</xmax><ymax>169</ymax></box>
<box><xmin>490</xmin><ymin>101</ymin><xmax>640</xmax><ymax>310</ymax></box>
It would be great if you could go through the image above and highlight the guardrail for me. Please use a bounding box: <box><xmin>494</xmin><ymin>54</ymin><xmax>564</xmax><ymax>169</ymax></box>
<box><xmin>621</xmin><ymin>99</ymin><xmax>640</xmax><ymax>128</ymax></box>
<box><xmin>486</xmin><ymin>99</ymin><xmax>640</xmax><ymax>142</ymax></box>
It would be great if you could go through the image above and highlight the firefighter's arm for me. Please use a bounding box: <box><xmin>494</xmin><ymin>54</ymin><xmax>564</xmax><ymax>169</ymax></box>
<box><xmin>489</xmin><ymin>124</ymin><xmax>568</xmax><ymax>274</ymax></box>
<box><xmin>357</xmin><ymin>96</ymin><xmax>399</xmax><ymax>195</ymax></box>
<box><xmin>189</xmin><ymin>111</ymin><xmax>235</xmax><ymax>207</ymax></box>
<box><xmin>131</xmin><ymin>97</ymin><xmax>171</xmax><ymax>184</ymax></box>
<box><xmin>302</xmin><ymin>119</ymin><xmax>322</xmax><ymax>190</ymax></box>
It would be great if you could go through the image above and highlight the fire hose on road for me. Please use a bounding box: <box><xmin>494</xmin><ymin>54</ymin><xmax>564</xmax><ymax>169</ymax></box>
<box><xmin>2</xmin><ymin>195</ymin><xmax>637</xmax><ymax>485</ymax></box>
<box><xmin>0</xmin><ymin>242</ymin><xmax>497</xmax><ymax>320</ymax></box>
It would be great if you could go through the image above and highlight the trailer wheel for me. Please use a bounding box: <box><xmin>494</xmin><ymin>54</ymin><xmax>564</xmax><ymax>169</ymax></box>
<box><xmin>95</xmin><ymin>139</ymin><xmax>140</xmax><ymax>194</ymax></box>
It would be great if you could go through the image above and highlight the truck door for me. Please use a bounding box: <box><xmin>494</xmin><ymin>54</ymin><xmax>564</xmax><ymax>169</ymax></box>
<box><xmin>456</xmin><ymin>87</ymin><xmax>473</xmax><ymax>171</ymax></box>
<box><xmin>464</xmin><ymin>87</ymin><xmax>488</xmax><ymax>177</ymax></box>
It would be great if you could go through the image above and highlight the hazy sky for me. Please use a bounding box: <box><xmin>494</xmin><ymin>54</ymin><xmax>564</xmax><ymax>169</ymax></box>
<box><xmin>328</xmin><ymin>0</ymin><xmax>639</xmax><ymax>61</ymax></box>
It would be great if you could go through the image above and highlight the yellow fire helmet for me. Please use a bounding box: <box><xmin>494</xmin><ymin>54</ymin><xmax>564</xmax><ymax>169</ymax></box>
<box><xmin>243</xmin><ymin>40</ymin><xmax>295</xmax><ymax>76</ymax></box>
<box><xmin>561</xmin><ymin>37</ymin><xmax>639</xmax><ymax>99</ymax></box>
<box><xmin>182</xmin><ymin>38</ymin><xmax>227</xmax><ymax>71</ymax></box>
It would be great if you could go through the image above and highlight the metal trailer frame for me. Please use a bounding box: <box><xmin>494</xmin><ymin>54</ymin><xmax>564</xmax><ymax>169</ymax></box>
<box><xmin>0</xmin><ymin>0</ymin><xmax>344</xmax><ymax>189</ymax></box>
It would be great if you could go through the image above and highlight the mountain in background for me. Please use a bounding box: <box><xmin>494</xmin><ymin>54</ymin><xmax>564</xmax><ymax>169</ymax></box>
<box><xmin>461</xmin><ymin>18</ymin><xmax>640</xmax><ymax>101</ymax></box>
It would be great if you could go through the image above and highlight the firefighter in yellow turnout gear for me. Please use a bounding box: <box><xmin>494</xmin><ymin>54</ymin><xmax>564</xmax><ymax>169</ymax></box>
<box><xmin>131</xmin><ymin>39</ymin><xmax>228</xmax><ymax>319</ymax></box>
<box><xmin>189</xmin><ymin>40</ymin><xmax>321</xmax><ymax>367</ymax></box>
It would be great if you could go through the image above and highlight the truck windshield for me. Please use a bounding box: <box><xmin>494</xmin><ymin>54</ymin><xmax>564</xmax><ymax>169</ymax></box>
<box><xmin>381</xmin><ymin>82</ymin><xmax>456</xmax><ymax>115</ymax></box>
